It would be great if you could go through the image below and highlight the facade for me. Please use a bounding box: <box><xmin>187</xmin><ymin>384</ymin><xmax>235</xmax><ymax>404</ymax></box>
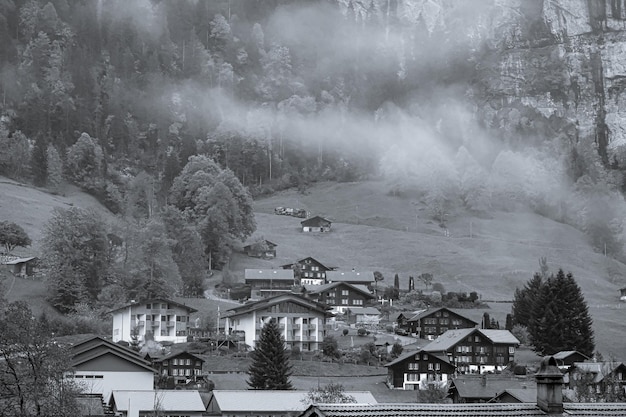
<box><xmin>423</xmin><ymin>328</ymin><xmax>519</xmax><ymax>374</ymax></box>
<box><xmin>69</xmin><ymin>336</ymin><xmax>156</xmax><ymax>402</ymax></box>
<box><xmin>407</xmin><ymin>307</ymin><xmax>478</xmax><ymax>339</ymax></box>
<box><xmin>393</xmin><ymin>310</ymin><xmax>425</xmax><ymax>331</ymax></box>
<box><xmin>304</xmin><ymin>282</ymin><xmax>375</xmax><ymax>313</ymax></box>
<box><xmin>243</xmin><ymin>240</ymin><xmax>277</xmax><ymax>258</ymax></box>
<box><xmin>282</xmin><ymin>257</ymin><xmax>336</xmax><ymax>285</ymax></box>
<box><xmin>110</xmin><ymin>299</ymin><xmax>198</xmax><ymax>344</ymax></box>
<box><xmin>245</xmin><ymin>269</ymin><xmax>295</xmax><ymax>298</ymax></box>
<box><xmin>109</xmin><ymin>390</ymin><xmax>205</xmax><ymax>417</ymax></box>
<box><xmin>224</xmin><ymin>293</ymin><xmax>334</xmax><ymax>351</ymax></box>
<box><xmin>325</xmin><ymin>270</ymin><xmax>374</xmax><ymax>286</ymax></box>
<box><xmin>384</xmin><ymin>349</ymin><xmax>456</xmax><ymax>390</ymax></box>
<box><xmin>146</xmin><ymin>351</ymin><xmax>205</xmax><ymax>384</ymax></box>
<box><xmin>301</xmin><ymin>216</ymin><xmax>332</xmax><ymax>232</ymax></box>
<box><xmin>207</xmin><ymin>390</ymin><xmax>377</xmax><ymax>417</ymax></box>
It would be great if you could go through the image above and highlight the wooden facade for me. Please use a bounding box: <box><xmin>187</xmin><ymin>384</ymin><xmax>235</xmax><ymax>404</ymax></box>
<box><xmin>407</xmin><ymin>307</ymin><xmax>478</xmax><ymax>339</ymax></box>
<box><xmin>281</xmin><ymin>257</ymin><xmax>335</xmax><ymax>285</ymax></box>
<box><xmin>243</xmin><ymin>240</ymin><xmax>277</xmax><ymax>259</ymax></box>
<box><xmin>304</xmin><ymin>282</ymin><xmax>374</xmax><ymax>313</ymax></box>
<box><xmin>147</xmin><ymin>351</ymin><xmax>204</xmax><ymax>385</ymax></box>
<box><xmin>385</xmin><ymin>349</ymin><xmax>456</xmax><ymax>390</ymax></box>
<box><xmin>301</xmin><ymin>216</ymin><xmax>332</xmax><ymax>232</ymax></box>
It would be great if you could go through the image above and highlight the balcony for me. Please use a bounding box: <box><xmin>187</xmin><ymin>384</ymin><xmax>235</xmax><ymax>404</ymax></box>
<box><xmin>167</xmin><ymin>321</ymin><xmax>176</xmax><ymax>327</ymax></box>
<box><xmin>152</xmin><ymin>321</ymin><xmax>160</xmax><ymax>327</ymax></box>
<box><xmin>292</xmin><ymin>324</ymin><xmax>301</xmax><ymax>330</ymax></box>
<box><xmin>135</xmin><ymin>320</ymin><xmax>145</xmax><ymax>327</ymax></box>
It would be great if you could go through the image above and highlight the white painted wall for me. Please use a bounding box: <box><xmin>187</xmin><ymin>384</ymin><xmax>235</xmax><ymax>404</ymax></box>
<box><xmin>73</xmin><ymin>370</ymin><xmax>154</xmax><ymax>402</ymax></box>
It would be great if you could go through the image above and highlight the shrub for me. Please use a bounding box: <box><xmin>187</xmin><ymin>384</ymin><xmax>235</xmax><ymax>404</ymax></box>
<box><xmin>357</xmin><ymin>328</ymin><xmax>367</xmax><ymax>336</ymax></box>
<box><xmin>342</xmin><ymin>329</ymin><xmax>349</xmax><ymax>336</ymax></box>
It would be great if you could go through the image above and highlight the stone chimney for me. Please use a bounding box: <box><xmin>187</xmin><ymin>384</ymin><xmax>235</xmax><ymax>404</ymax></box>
<box><xmin>535</xmin><ymin>356</ymin><xmax>564</xmax><ymax>414</ymax></box>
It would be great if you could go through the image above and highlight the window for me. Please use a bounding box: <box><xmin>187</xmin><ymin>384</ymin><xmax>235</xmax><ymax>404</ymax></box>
<box><xmin>146</xmin><ymin>303</ymin><xmax>151</xmax><ymax>309</ymax></box>
<box><xmin>440</xmin><ymin>318</ymin><xmax>449</xmax><ymax>325</ymax></box>
<box><xmin>185</xmin><ymin>369</ymin><xmax>191</xmax><ymax>376</ymax></box>
<box><xmin>435</xmin><ymin>363</ymin><xmax>440</xmax><ymax>370</ymax></box>
<box><xmin>422</xmin><ymin>354</ymin><xmax>428</xmax><ymax>360</ymax></box>
<box><xmin>312</xmin><ymin>266</ymin><xmax>319</xmax><ymax>271</ymax></box>
<box><xmin>435</xmin><ymin>312</ymin><xmax>441</xmax><ymax>317</ymax></box>
<box><xmin>341</xmin><ymin>299</ymin><xmax>348</xmax><ymax>305</ymax></box>
<box><xmin>428</xmin><ymin>363</ymin><xmax>434</xmax><ymax>370</ymax></box>
<box><xmin>440</xmin><ymin>327</ymin><xmax>448</xmax><ymax>333</ymax></box>
<box><xmin>172</xmin><ymin>369</ymin><xmax>178</xmax><ymax>376</ymax></box>
<box><xmin>353</xmin><ymin>299</ymin><xmax>363</xmax><ymax>305</ymax></box>
<box><xmin>443</xmin><ymin>311</ymin><xmax>449</xmax><ymax>317</ymax></box>
<box><xmin>161</xmin><ymin>303</ymin><xmax>167</xmax><ymax>309</ymax></box>
<box><xmin>341</xmin><ymin>290</ymin><xmax>349</xmax><ymax>296</ymax></box>
<box><xmin>163</xmin><ymin>361</ymin><xmax>168</xmax><ymax>366</ymax></box>
<box><xmin>328</xmin><ymin>292</ymin><xmax>336</xmax><ymax>298</ymax></box>
<box><xmin>172</xmin><ymin>359</ymin><xmax>178</xmax><ymax>365</ymax></box>
<box><xmin>407</xmin><ymin>373</ymin><xmax>420</xmax><ymax>381</ymax></box>
<box><xmin>408</xmin><ymin>363</ymin><xmax>419</xmax><ymax>370</ymax></box>
<box><xmin>196</xmin><ymin>361</ymin><xmax>201</xmax><ymax>367</ymax></box>
<box><xmin>474</xmin><ymin>336</ymin><xmax>481</xmax><ymax>342</ymax></box>
<box><xmin>186</xmin><ymin>359</ymin><xmax>191</xmax><ymax>366</ymax></box>
<box><xmin>508</xmin><ymin>346</ymin><xmax>515</xmax><ymax>354</ymax></box>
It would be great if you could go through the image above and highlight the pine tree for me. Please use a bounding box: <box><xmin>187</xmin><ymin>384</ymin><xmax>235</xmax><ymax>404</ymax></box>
<box><xmin>511</xmin><ymin>273</ymin><xmax>543</xmax><ymax>326</ymax></box>
<box><xmin>247</xmin><ymin>320</ymin><xmax>293</xmax><ymax>390</ymax></box>
<box><xmin>394</xmin><ymin>273</ymin><xmax>399</xmax><ymax>289</ymax></box>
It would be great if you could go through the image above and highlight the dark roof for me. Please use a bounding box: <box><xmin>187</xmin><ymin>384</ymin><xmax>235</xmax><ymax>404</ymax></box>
<box><xmin>245</xmin><ymin>269</ymin><xmax>295</xmax><ymax>280</ymax></box>
<box><xmin>325</xmin><ymin>271</ymin><xmax>374</xmax><ymax>283</ymax></box>
<box><xmin>150</xmin><ymin>350</ymin><xmax>205</xmax><ymax>364</ymax></box>
<box><xmin>243</xmin><ymin>239</ymin><xmax>277</xmax><ymax>249</ymax></box>
<box><xmin>280</xmin><ymin>257</ymin><xmax>336</xmax><ymax>271</ymax></box>
<box><xmin>71</xmin><ymin>336</ymin><xmax>146</xmax><ymax>362</ymax></box>
<box><xmin>384</xmin><ymin>348</ymin><xmax>454</xmax><ymax>368</ymax></box>
<box><xmin>490</xmin><ymin>388</ymin><xmax>537</xmax><ymax>403</ymax></box>
<box><xmin>407</xmin><ymin>307</ymin><xmax>479</xmax><ymax>324</ymax></box>
<box><xmin>71</xmin><ymin>348</ymin><xmax>157</xmax><ymax>373</ymax></box>
<box><xmin>423</xmin><ymin>329</ymin><xmax>519</xmax><ymax>352</ymax></box>
<box><xmin>299</xmin><ymin>402</ymin><xmax>626</xmax><ymax>417</ymax></box>
<box><xmin>224</xmin><ymin>293</ymin><xmax>334</xmax><ymax>318</ymax></box>
<box><xmin>553</xmin><ymin>350</ymin><xmax>589</xmax><ymax>361</ymax></box>
<box><xmin>451</xmin><ymin>375</ymin><xmax>536</xmax><ymax>400</ymax></box>
<box><xmin>300</xmin><ymin>216</ymin><xmax>332</xmax><ymax>227</ymax></box>
<box><xmin>108</xmin><ymin>298</ymin><xmax>198</xmax><ymax>314</ymax></box>
<box><xmin>304</xmin><ymin>282</ymin><xmax>375</xmax><ymax>299</ymax></box>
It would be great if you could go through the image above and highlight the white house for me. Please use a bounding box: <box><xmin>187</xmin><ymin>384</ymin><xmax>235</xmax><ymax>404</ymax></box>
<box><xmin>109</xmin><ymin>390</ymin><xmax>205</xmax><ymax>417</ymax></box>
<box><xmin>223</xmin><ymin>293</ymin><xmax>334</xmax><ymax>351</ymax></box>
<box><xmin>109</xmin><ymin>299</ymin><xmax>198</xmax><ymax>344</ymax></box>
<box><xmin>69</xmin><ymin>336</ymin><xmax>156</xmax><ymax>402</ymax></box>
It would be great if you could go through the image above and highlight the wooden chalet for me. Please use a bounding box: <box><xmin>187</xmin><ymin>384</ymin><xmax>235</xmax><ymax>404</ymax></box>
<box><xmin>552</xmin><ymin>350</ymin><xmax>590</xmax><ymax>369</ymax></box>
<box><xmin>565</xmin><ymin>361</ymin><xmax>626</xmax><ymax>392</ymax></box>
<box><xmin>281</xmin><ymin>257</ymin><xmax>336</xmax><ymax>285</ymax></box>
<box><xmin>145</xmin><ymin>350</ymin><xmax>205</xmax><ymax>385</ymax></box>
<box><xmin>407</xmin><ymin>307</ymin><xmax>478</xmax><ymax>339</ymax></box>
<box><xmin>384</xmin><ymin>349</ymin><xmax>456</xmax><ymax>390</ymax></box>
<box><xmin>300</xmin><ymin>216</ymin><xmax>332</xmax><ymax>232</ymax></box>
<box><xmin>325</xmin><ymin>270</ymin><xmax>374</xmax><ymax>286</ymax></box>
<box><xmin>245</xmin><ymin>269</ymin><xmax>295</xmax><ymax>299</ymax></box>
<box><xmin>303</xmin><ymin>282</ymin><xmax>374</xmax><ymax>313</ymax></box>
<box><xmin>243</xmin><ymin>239</ymin><xmax>277</xmax><ymax>259</ymax></box>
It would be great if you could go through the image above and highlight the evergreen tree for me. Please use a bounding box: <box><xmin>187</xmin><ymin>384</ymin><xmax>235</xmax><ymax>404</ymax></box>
<box><xmin>527</xmin><ymin>269</ymin><xmax>595</xmax><ymax>357</ymax></box>
<box><xmin>247</xmin><ymin>320</ymin><xmax>293</xmax><ymax>390</ymax></box>
<box><xmin>46</xmin><ymin>144</ymin><xmax>63</xmax><ymax>192</ymax></box>
<box><xmin>394</xmin><ymin>273</ymin><xmax>399</xmax><ymax>289</ymax></box>
<box><xmin>31</xmin><ymin>133</ymin><xmax>47</xmax><ymax>186</ymax></box>
<box><xmin>511</xmin><ymin>273</ymin><xmax>543</xmax><ymax>326</ymax></box>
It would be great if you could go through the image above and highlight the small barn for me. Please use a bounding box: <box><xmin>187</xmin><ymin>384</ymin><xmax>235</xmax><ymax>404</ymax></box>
<box><xmin>243</xmin><ymin>240</ymin><xmax>277</xmax><ymax>259</ymax></box>
<box><xmin>300</xmin><ymin>216</ymin><xmax>332</xmax><ymax>233</ymax></box>
<box><xmin>4</xmin><ymin>256</ymin><xmax>38</xmax><ymax>277</ymax></box>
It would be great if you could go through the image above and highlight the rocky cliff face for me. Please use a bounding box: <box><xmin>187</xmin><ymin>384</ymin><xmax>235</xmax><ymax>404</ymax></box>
<box><xmin>339</xmin><ymin>0</ymin><xmax>626</xmax><ymax>168</ymax></box>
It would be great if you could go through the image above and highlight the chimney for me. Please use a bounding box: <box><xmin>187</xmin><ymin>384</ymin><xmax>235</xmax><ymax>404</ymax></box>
<box><xmin>535</xmin><ymin>356</ymin><xmax>564</xmax><ymax>414</ymax></box>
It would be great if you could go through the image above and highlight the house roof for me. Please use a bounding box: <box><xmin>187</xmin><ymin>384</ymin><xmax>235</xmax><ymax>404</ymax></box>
<box><xmin>243</xmin><ymin>239</ymin><xmax>278</xmax><ymax>249</ymax></box>
<box><xmin>569</xmin><ymin>361</ymin><xmax>626</xmax><ymax>383</ymax></box>
<box><xmin>281</xmin><ymin>257</ymin><xmax>336</xmax><ymax>271</ymax></box>
<box><xmin>345</xmin><ymin>307</ymin><xmax>381</xmax><ymax>315</ymax></box>
<box><xmin>299</xmin><ymin>402</ymin><xmax>626</xmax><ymax>417</ymax></box>
<box><xmin>451</xmin><ymin>375</ymin><xmax>536</xmax><ymax>400</ymax></box>
<box><xmin>71</xmin><ymin>348</ymin><xmax>157</xmax><ymax>373</ymax></box>
<box><xmin>3</xmin><ymin>256</ymin><xmax>37</xmax><ymax>265</ymax></box>
<box><xmin>423</xmin><ymin>329</ymin><xmax>519</xmax><ymax>352</ymax></box>
<box><xmin>244</xmin><ymin>269</ymin><xmax>295</xmax><ymax>280</ymax></box>
<box><xmin>553</xmin><ymin>350</ymin><xmax>589</xmax><ymax>361</ymax></box>
<box><xmin>224</xmin><ymin>293</ymin><xmax>333</xmax><ymax>318</ymax></box>
<box><xmin>407</xmin><ymin>307</ymin><xmax>479</xmax><ymax>325</ymax></box>
<box><xmin>110</xmin><ymin>390</ymin><xmax>205</xmax><ymax>412</ymax></box>
<box><xmin>491</xmin><ymin>388</ymin><xmax>537</xmax><ymax>403</ymax></box>
<box><xmin>384</xmin><ymin>349</ymin><xmax>454</xmax><ymax>368</ymax></box>
<box><xmin>326</xmin><ymin>271</ymin><xmax>374</xmax><ymax>283</ymax></box>
<box><xmin>209</xmin><ymin>390</ymin><xmax>377</xmax><ymax>412</ymax></box>
<box><xmin>108</xmin><ymin>298</ymin><xmax>198</xmax><ymax>314</ymax></box>
<box><xmin>303</xmin><ymin>282</ymin><xmax>375</xmax><ymax>299</ymax></box>
<box><xmin>301</xmin><ymin>216</ymin><xmax>332</xmax><ymax>226</ymax></box>
<box><xmin>76</xmin><ymin>394</ymin><xmax>106</xmax><ymax>416</ymax></box>
<box><xmin>70</xmin><ymin>336</ymin><xmax>154</xmax><ymax>371</ymax></box>
<box><xmin>149</xmin><ymin>350</ymin><xmax>205</xmax><ymax>364</ymax></box>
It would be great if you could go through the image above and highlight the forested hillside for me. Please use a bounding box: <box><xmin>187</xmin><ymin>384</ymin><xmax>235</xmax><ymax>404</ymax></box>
<box><xmin>2</xmin><ymin>1</ymin><xmax>626</xmax><ymax>265</ymax></box>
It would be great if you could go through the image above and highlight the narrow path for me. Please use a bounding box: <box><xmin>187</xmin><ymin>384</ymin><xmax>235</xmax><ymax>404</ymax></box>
<box><xmin>4</xmin><ymin>274</ymin><xmax>16</xmax><ymax>297</ymax></box>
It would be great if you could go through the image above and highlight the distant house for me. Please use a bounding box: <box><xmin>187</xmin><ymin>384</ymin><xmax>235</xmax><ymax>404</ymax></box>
<box><xmin>145</xmin><ymin>351</ymin><xmax>205</xmax><ymax>385</ymax></box>
<box><xmin>620</xmin><ymin>287</ymin><xmax>626</xmax><ymax>301</ymax></box>
<box><xmin>109</xmin><ymin>299</ymin><xmax>197</xmax><ymax>344</ymax></box>
<box><xmin>4</xmin><ymin>256</ymin><xmax>37</xmax><ymax>277</ymax></box>
<box><xmin>490</xmin><ymin>388</ymin><xmax>537</xmax><ymax>403</ymax></box>
<box><xmin>223</xmin><ymin>293</ymin><xmax>334</xmax><ymax>351</ymax></box>
<box><xmin>449</xmin><ymin>374</ymin><xmax>536</xmax><ymax>403</ymax></box>
<box><xmin>407</xmin><ymin>307</ymin><xmax>478</xmax><ymax>339</ymax></box>
<box><xmin>281</xmin><ymin>257</ymin><xmax>336</xmax><ymax>285</ymax></box>
<box><xmin>423</xmin><ymin>328</ymin><xmax>519</xmax><ymax>374</ymax></box>
<box><xmin>243</xmin><ymin>240</ymin><xmax>277</xmax><ymax>259</ymax></box>
<box><xmin>344</xmin><ymin>306</ymin><xmax>381</xmax><ymax>325</ymax></box>
<box><xmin>385</xmin><ymin>349</ymin><xmax>456</xmax><ymax>390</ymax></box>
<box><xmin>109</xmin><ymin>390</ymin><xmax>205</xmax><ymax>417</ymax></box>
<box><xmin>553</xmin><ymin>351</ymin><xmax>590</xmax><ymax>369</ymax></box>
<box><xmin>301</xmin><ymin>216</ymin><xmax>332</xmax><ymax>232</ymax></box>
<box><xmin>325</xmin><ymin>270</ymin><xmax>375</xmax><ymax>286</ymax></box>
<box><xmin>69</xmin><ymin>336</ymin><xmax>156</xmax><ymax>402</ymax></box>
<box><xmin>393</xmin><ymin>310</ymin><xmax>425</xmax><ymax>331</ymax></box>
<box><xmin>565</xmin><ymin>361</ymin><xmax>626</xmax><ymax>393</ymax></box>
<box><xmin>303</xmin><ymin>282</ymin><xmax>375</xmax><ymax>313</ymax></box>
<box><xmin>206</xmin><ymin>390</ymin><xmax>377</xmax><ymax>417</ymax></box>
<box><xmin>245</xmin><ymin>269</ymin><xmax>295</xmax><ymax>299</ymax></box>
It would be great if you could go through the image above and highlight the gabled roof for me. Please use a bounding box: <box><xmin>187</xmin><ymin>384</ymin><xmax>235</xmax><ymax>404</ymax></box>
<box><xmin>108</xmin><ymin>298</ymin><xmax>198</xmax><ymax>314</ymax></box>
<box><xmin>3</xmin><ymin>256</ymin><xmax>37</xmax><ymax>265</ymax></box>
<box><xmin>384</xmin><ymin>349</ymin><xmax>454</xmax><ymax>368</ymax></box>
<box><xmin>150</xmin><ymin>350</ymin><xmax>205</xmax><ymax>364</ymax></box>
<box><xmin>345</xmin><ymin>307</ymin><xmax>381</xmax><ymax>315</ymax></box>
<box><xmin>301</xmin><ymin>215</ymin><xmax>332</xmax><ymax>226</ymax></box>
<box><xmin>451</xmin><ymin>375</ymin><xmax>536</xmax><ymax>400</ymax></box>
<box><xmin>490</xmin><ymin>388</ymin><xmax>537</xmax><ymax>403</ymax></box>
<box><xmin>243</xmin><ymin>239</ymin><xmax>278</xmax><ymax>249</ymax></box>
<box><xmin>71</xmin><ymin>348</ymin><xmax>157</xmax><ymax>373</ymax></box>
<box><xmin>423</xmin><ymin>329</ymin><xmax>519</xmax><ymax>352</ymax></box>
<box><xmin>208</xmin><ymin>390</ymin><xmax>377</xmax><ymax>412</ymax></box>
<box><xmin>281</xmin><ymin>257</ymin><xmax>336</xmax><ymax>271</ymax></box>
<box><xmin>224</xmin><ymin>293</ymin><xmax>333</xmax><ymax>318</ymax></box>
<box><xmin>326</xmin><ymin>271</ymin><xmax>374</xmax><ymax>283</ymax></box>
<box><xmin>299</xmin><ymin>402</ymin><xmax>626</xmax><ymax>417</ymax></box>
<box><xmin>244</xmin><ymin>269</ymin><xmax>295</xmax><ymax>280</ymax></box>
<box><xmin>303</xmin><ymin>282</ymin><xmax>375</xmax><ymax>299</ymax></box>
<box><xmin>553</xmin><ymin>350</ymin><xmax>589</xmax><ymax>361</ymax></box>
<box><xmin>110</xmin><ymin>390</ymin><xmax>205</xmax><ymax>412</ymax></box>
<box><xmin>70</xmin><ymin>336</ymin><xmax>150</xmax><ymax>365</ymax></box>
<box><xmin>407</xmin><ymin>307</ymin><xmax>479</xmax><ymax>325</ymax></box>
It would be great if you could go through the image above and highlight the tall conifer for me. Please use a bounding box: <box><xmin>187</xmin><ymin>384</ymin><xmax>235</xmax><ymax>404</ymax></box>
<box><xmin>247</xmin><ymin>320</ymin><xmax>293</xmax><ymax>390</ymax></box>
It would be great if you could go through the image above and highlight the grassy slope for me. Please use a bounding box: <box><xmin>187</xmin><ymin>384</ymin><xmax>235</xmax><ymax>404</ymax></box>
<box><xmin>247</xmin><ymin>181</ymin><xmax>626</xmax><ymax>359</ymax></box>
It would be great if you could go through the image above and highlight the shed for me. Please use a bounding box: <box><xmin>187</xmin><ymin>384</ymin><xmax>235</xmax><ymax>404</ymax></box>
<box><xmin>4</xmin><ymin>256</ymin><xmax>37</xmax><ymax>277</ymax></box>
<box><xmin>301</xmin><ymin>216</ymin><xmax>332</xmax><ymax>232</ymax></box>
